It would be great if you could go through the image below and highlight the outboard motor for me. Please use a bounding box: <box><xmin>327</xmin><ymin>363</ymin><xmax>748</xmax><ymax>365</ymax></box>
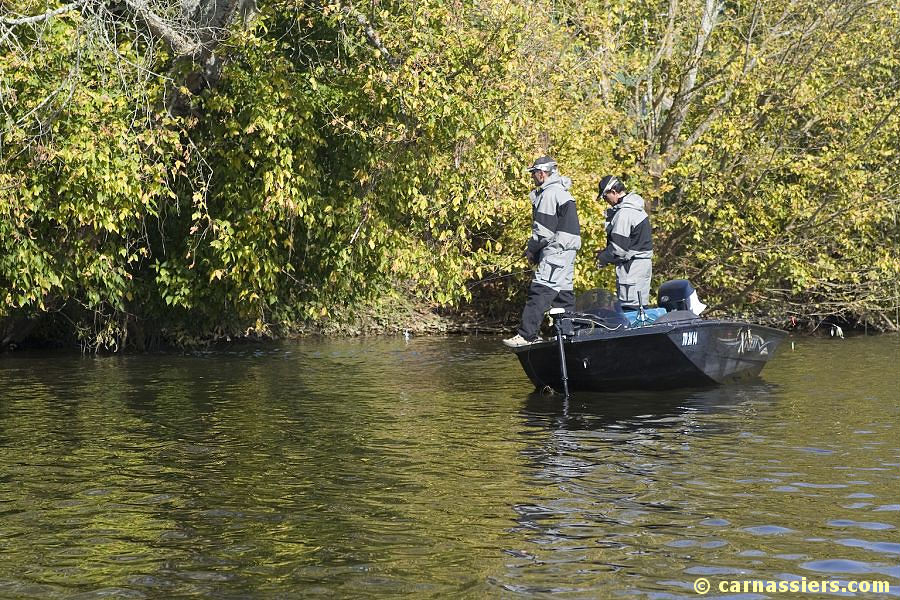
<box><xmin>657</xmin><ymin>279</ymin><xmax>707</xmax><ymax>315</ymax></box>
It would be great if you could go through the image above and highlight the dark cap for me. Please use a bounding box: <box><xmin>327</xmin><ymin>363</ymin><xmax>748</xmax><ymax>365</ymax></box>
<box><xmin>598</xmin><ymin>175</ymin><xmax>621</xmax><ymax>195</ymax></box>
<box><xmin>527</xmin><ymin>156</ymin><xmax>557</xmax><ymax>173</ymax></box>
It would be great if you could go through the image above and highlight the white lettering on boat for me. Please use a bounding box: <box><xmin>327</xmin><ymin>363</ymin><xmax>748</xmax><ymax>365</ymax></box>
<box><xmin>681</xmin><ymin>331</ymin><xmax>698</xmax><ymax>346</ymax></box>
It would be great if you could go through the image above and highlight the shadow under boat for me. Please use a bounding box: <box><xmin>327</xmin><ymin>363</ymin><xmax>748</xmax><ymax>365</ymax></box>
<box><xmin>511</xmin><ymin>281</ymin><xmax>787</xmax><ymax>393</ymax></box>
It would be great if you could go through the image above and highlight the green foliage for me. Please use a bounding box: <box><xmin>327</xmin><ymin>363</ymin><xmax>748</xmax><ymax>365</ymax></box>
<box><xmin>2</xmin><ymin>0</ymin><xmax>898</xmax><ymax>349</ymax></box>
<box><xmin>1</xmin><ymin>17</ymin><xmax>182</xmax><ymax>349</ymax></box>
<box><xmin>641</xmin><ymin>0</ymin><xmax>900</xmax><ymax>323</ymax></box>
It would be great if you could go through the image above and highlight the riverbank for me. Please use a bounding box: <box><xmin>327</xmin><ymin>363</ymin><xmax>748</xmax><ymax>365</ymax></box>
<box><xmin>3</xmin><ymin>291</ymin><xmax>896</xmax><ymax>354</ymax></box>
<box><xmin>0</xmin><ymin>294</ymin><xmax>518</xmax><ymax>353</ymax></box>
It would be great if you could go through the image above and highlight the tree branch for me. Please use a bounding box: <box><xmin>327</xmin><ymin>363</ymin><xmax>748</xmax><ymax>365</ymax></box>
<box><xmin>336</xmin><ymin>0</ymin><xmax>399</xmax><ymax>68</ymax></box>
<box><xmin>0</xmin><ymin>0</ymin><xmax>88</xmax><ymax>26</ymax></box>
<box><xmin>656</xmin><ymin>0</ymin><xmax>719</xmax><ymax>158</ymax></box>
<box><xmin>637</xmin><ymin>0</ymin><xmax>678</xmax><ymax>145</ymax></box>
<box><xmin>122</xmin><ymin>0</ymin><xmax>201</xmax><ymax>57</ymax></box>
<box><xmin>643</xmin><ymin>0</ymin><xmax>679</xmax><ymax>81</ymax></box>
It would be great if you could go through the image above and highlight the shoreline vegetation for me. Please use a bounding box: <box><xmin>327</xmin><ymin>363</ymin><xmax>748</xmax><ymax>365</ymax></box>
<box><xmin>3</xmin><ymin>0</ymin><xmax>898</xmax><ymax>353</ymax></box>
<box><xmin>2</xmin><ymin>291</ymin><xmax>894</xmax><ymax>353</ymax></box>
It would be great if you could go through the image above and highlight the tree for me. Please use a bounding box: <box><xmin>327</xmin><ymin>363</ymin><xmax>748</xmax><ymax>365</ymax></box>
<box><xmin>1</xmin><ymin>0</ymin><xmax>897</xmax><ymax>350</ymax></box>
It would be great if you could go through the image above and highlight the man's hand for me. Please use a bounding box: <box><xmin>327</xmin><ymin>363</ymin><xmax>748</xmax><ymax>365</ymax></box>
<box><xmin>526</xmin><ymin>238</ymin><xmax>546</xmax><ymax>264</ymax></box>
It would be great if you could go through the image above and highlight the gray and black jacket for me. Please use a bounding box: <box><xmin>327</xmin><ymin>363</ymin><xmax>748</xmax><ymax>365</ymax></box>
<box><xmin>526</xmin><ymin>172</ymin><xmax>581</xmax><ymax>292</ymax></box>
<box><xmin>596</xmin><ymin>192</ymin><xmax>652</xmax><ymax>267</ymax></box>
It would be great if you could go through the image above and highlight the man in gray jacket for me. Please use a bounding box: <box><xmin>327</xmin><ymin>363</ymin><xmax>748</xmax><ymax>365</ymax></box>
<box><xmin>595</xmin><ymin>175</ymin><xmax>653</xmax><ymax>309</ymax></box>
<box><xmin>503</xmin><ymin>156</ymin><xmax>581</xmax><ymax>348</ymax></box>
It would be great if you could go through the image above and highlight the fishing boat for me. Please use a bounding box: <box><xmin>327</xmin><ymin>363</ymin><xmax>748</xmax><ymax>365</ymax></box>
<box><xmin>510</xmin><ymin>280</ymin><xmax>787</xmax><ymax>393</ymax></box>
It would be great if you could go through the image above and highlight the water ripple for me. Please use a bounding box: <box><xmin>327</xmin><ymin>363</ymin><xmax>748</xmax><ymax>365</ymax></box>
<box><xmin>0</xmin><ymin>335</ymin><xmax>897</xmax><ymax>597</ymax></box>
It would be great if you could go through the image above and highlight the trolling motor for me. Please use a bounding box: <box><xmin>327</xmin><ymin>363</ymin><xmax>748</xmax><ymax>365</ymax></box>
<box><xmin>548</xmin><ymin>308</ymin><xmax>570</xmax><ymax>398</ymax></box>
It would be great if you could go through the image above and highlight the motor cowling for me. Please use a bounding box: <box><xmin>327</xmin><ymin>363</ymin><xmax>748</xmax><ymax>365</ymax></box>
<box><xmin>657</xmin><ymin>279</ymin><xmax>707</xmax><ymax>315</ymax></box>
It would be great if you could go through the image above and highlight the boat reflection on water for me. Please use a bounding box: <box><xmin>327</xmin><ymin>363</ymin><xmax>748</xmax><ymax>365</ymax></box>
<box><xmin>519</xmin><ymin>382</ymin><xmax>779</xmax><ymax>433</ymax></box>
<box><xmin>501</xmin><ymin>383</ymin><xmax>785</xmax><ymax>596</ymax></box>
<box><xmin>513</xmin><ymin>382</ymin><xmax>782</xmax><ymax>496</ymax></box>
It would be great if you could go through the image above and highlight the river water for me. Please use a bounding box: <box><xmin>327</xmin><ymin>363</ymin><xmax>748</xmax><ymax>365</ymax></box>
<box><xmin>0</xmin><ymin>334</ymin><xmax>897</xmax><ymax>598</ymax></box>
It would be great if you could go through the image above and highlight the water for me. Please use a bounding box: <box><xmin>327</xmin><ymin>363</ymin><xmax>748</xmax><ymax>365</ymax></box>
<box><xmin>0</xmin><ymin>334</ymin><xmax>897</xmax><ymax>598</ymax></box>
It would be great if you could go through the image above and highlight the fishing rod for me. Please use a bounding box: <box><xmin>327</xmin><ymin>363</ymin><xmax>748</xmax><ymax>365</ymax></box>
<box><xmin>466</xmin><ymin>255</ymin><xmax>533</xmax><ymax>289</ymax></box>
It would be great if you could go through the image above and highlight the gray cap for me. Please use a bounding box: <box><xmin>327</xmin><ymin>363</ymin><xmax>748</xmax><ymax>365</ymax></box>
<box><xmin>527</xmin><ymin>155</ymin><xmax>557</xmax><ymax>173</ymax></box>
